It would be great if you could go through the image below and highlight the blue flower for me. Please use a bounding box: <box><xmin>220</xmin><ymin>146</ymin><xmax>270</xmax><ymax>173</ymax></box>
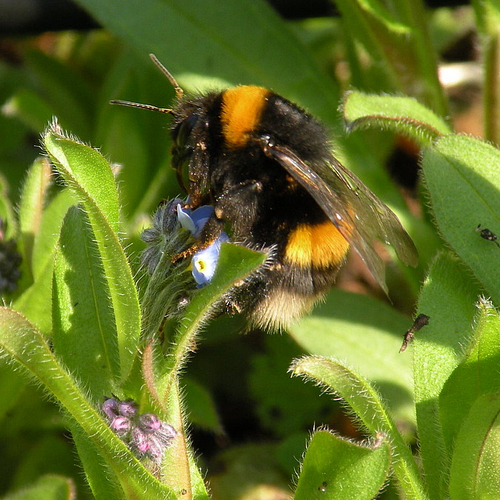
<box><xmin>177</xmin><ymin>204</ymin><xmax>214</xmax><ymax>238</ymax></box>
<box><xmin>191</xmin><ymin>233</ymin><xmax>229</xmax><ymax>286</ymax></box>
<box><xmin>176</xmin><ymin>204</ymin><xmax>229</xmax><ymax>286</ymax></box>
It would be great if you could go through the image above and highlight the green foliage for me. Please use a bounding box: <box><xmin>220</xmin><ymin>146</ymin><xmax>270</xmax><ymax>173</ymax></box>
<box><xmin>290</xmin><ymin>290</ymin><xmax>415</xmax><ymax>424</ymax></box>
<box><xmin>0</xmin><ymin>0</ymin><xmax>499</xmax><ymax>498</ymax></box>
<box><xmin>294</xmin><ymin>430</ymin><xmax>391</xmax><ymax>499</ymax></box>
<box><xmin>44</xmin><ymin>127</ymin><xmax>140</xmax><ymax>384</ymax></box>
<box><xmin>2</xmin><ymin>474</ymin><xmax>75</xmax><ymax>500</ymax></box>
<box><xmin>292</xmin><ymin>356</ymin><xmax>425</xmax><ymax>498</ymax></box>
<box><xmin>422</xmin><ymin>136</ymin><xmax>500</xmax><ymax>304</ymax></box>
<box><xmin>412</xmin><ymin>252</ymin><xmax>480</xmax><ymax>498</ymax></box>
<box><xmin>343</xmin><ymin>91</ymin><xmax>451</xmax><ymax>144</ymax></box>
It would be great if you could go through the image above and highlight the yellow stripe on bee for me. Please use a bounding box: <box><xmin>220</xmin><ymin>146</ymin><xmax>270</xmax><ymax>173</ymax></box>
<box><xmin>221</xmin><ymin>86</ymin><xmax>269</xmax><ymax>148</ymax></box>
<box><xmin>285</xmin><ymin>221</ymin><xmax>350</xmax><ymax>268</ymax></box>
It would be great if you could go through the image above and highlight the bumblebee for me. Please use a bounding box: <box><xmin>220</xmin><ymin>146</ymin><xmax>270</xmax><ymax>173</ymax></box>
<box><xmin>113</xmin><ymin>55</ymin><xmax>418</xmax><ymax>330</ymax></box>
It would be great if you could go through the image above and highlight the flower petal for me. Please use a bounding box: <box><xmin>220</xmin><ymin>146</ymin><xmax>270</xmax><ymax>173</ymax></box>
<box><xmin>190</xmin><ymin>205</ymin><xmax>215</xmax><ymax>237</ymax></box>
<box><xmin>191</xmin><ymin>233</ymin><xmax>229</xmax><ymax>286</ymax></box>
<box><xmin>176</xmin><ymin>204</ymin><xmax>196</xmax><ymax>234</ymax></box>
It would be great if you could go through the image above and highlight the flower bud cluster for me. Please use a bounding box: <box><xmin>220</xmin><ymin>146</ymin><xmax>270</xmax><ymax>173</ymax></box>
<box><xmin>141</xmin><ymin>198</ymin><xmax>187</xmax><ymax>275</ymax></box>
<box><xmin>102</xmin><ymin>397</ymin><xmax>177</xmax><ymax>464</ymax></box>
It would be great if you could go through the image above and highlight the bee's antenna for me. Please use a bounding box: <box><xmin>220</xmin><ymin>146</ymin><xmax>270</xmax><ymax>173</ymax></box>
<box><xmin>149</xmin><ymin>53</ymin><xmax>184</xmax><ymax>100</ymax></box>
<box><xmin>109</xmin><ymin>54</ymin><xmax>183</xmax><ymax>114</ymax></box>
<box><xmin>109</xmin><ymin>99</ymin><xmax>175</xmax><ymax>114</ymax></box>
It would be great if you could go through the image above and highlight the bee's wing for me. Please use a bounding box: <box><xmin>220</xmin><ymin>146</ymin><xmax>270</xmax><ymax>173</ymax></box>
<box><xmin>261</xmin><ymin>138</ymin><xmax>418</xmax><ymax>293</ymax></box>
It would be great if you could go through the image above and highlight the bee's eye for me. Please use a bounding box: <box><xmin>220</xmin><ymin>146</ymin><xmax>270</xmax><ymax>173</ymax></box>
<box><xmin>172</xmin><ymin>114</ymin><xmax>199</xmax><ymax>149</ymax></box>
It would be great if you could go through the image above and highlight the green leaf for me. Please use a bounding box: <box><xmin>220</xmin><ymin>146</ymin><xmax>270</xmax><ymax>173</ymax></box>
<box><xmin>295</xmin><ymin>430</ymin><xmax>391</xmax><ymax>500</ymax></box>
<box><xmin>74</xmin><ymin>0</ymin><xmax>340</xmax><ymax>122</ymax></box>
<box><xmin>449</xmin><ymin>393</ymin><xmax>500</xmax><ymax>499</ymax></box>
<box><xmin>156</xmin><ymin>243</ymin><xmax>267</xmax><ymax>395</ymax></box>
<box><xmin>289</xmin><ymin>289</ymin><xmax>414</xmax><ymax>425</ymax></box>
<box><xmin>413</xmin><ymin>251</ymin><xmax>481</xmax><ymax>499</ymax></box>
<box><xmin>14</xmin><ymin>257</ymin><xmax>54</xmax><ymax>334</ymax></box>
<box><xmin>17</xmin><ymin>160</ymin><xmax>77</xmax><ymax>284</ymax></box>
<box><xmin>343</xmin><ymin>91</ymin><xmax>451</xmax><ymax>145</ymax></box>
<box><xmin>43</xmin><ymin>126</ymin><xmax>140</xmax><ymax>383</ymax></box>
<box><xmin>355</xmin><ymin>0</ymin><xmax>411</xmax><ymax>33</ymax></box>
<box><xmin>14</xmin><ymin>187</ymin><xmax>75</xmax><ymax>334</ymax></box>
<box><xmin>52</xmin><ymin>207</ymin><xmax>120</xmax><ymax>397</ymax></box>
<box><xmin>183</xmin><ymin>377</ymin><xmax>222</xmax><ymax>433</ymax></box>
<box><xmin>421</xmin><ymin>135</ymin><xmax>500</xmax><ymax>305</ymax></box>
<box><xmin>70</xmin><ymin>423</ymin><xmax>126</xmax><ymax>499</ymax></box>
<box><xmin>31</xmin><ymin>189</ymin><xmax>76</xmax><ymax>281</ymax></box>
<box><xmin>174</xmin><ymin>243</ymin><xmax>265</xmax><ymax>344</ymax></box>
<box><xmin>18</xmin><ymin>158</ymin><xmax>52</xmax><ymax>275</ymax></box>
<box><xmin>0</xmin><ymin>307</ymin><xmax>176</xmax><ymax>499</ymax></box>
<box><xmin>43</xmin><ymin>125</ymin><xmax>119</xmax><ymax>232</ymax></box>
<box><xmin>2</xmin><ymin>474</ymin><xmax>75</xmax><ymax>500</ymax></box>
<box><xmin>0</xmin><ymin>173</ymin><xmax>17</xmax><ymax>239</ymax></box>
<box><xmin>439</xmin><ymin>299</ymin><xmax>500</xmax><ymax>454</ymax></box>
<box><xmin>291</xmin><ymin>356</ymin><xmax>426</xmax><ymax>499</ymax></box>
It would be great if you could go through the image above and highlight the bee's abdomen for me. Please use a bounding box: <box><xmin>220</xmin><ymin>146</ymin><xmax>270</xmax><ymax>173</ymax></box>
<box><xmin>284</xmin><ymin>220</ymin><xmax>349</xmax><ymax>270</ymax></box>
